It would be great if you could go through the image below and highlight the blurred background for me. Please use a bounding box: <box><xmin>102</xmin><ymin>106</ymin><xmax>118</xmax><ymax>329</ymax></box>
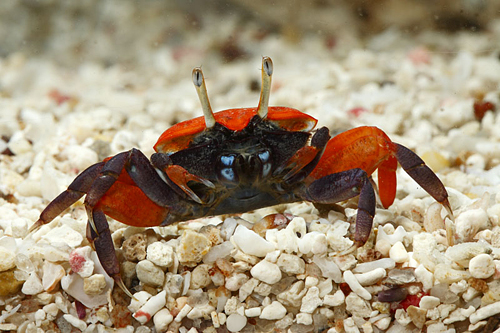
<box><xmin>0</xmin><ymin>0</ymin><xmax>496</xmax><ymax>67</ymax></box>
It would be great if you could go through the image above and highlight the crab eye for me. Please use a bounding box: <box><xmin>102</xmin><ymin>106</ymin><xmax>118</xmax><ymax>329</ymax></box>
<box><xmin>217</xmin><ymin>154</ymin><xmax>238</xmax><ymax>185</ymax></box>
<box><xmin>258</xmin><ymin>150</ymin><xmax>272</xmax><ymax>178</ymax></box>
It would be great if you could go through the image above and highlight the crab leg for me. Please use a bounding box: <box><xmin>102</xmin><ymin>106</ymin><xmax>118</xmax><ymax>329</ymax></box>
<box><xmin>30</xmin><ymin>162</ymin><xmax>105</xmax><ymax>232</ymax></box>
<box><xmin>394</xmin><ymin>143</ymin><xmax>452</xmax><ymax>217</ymax></box>
<box><xmin>303</xmin><ymin>168</ymin><xmax>376</xmax><ymax>246</ymax></box>
<box><xmin>86</xmin><ymin>208</ymin><xmax>129</xmax><ymax>294</ymax></box>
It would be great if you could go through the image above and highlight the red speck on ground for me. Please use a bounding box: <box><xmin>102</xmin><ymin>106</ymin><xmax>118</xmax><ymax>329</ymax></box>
<box><xmin>69</xmin><ymin>251</ymin><xmax>85</xmax><ymax>273</ymax></box>
<box><xmin>473</xmin><ymin>101</ymin><xmax>496</xmax><ymax>121</ymax></box>
<box><xmin>398</xmin><ymin>292</ymin><xmax>428</xmax><ymax>311</ymax></box>
<box><xmin>407</xmin><ymin>47</ymin><xmax>431</xmax><ymax>65</ymax></box>
<box><xmin>348</xmin><ymin>107</ymin><xmax>368</xmax><ymax>117</ymax></box>
<box><xmin>133</xmin><ymin>310</ymin><xmax>151</xmax><ymax>322</ymax></box>
<box><xmin>48</xmin><ymin>89</ymin><xmax>72</xmax><ymax>105</ymax></box>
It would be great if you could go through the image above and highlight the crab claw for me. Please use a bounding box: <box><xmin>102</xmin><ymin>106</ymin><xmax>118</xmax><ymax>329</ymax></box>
<box><xmin>165</xmin><ymin>164</ymin><xmax>215</xmax><ymax>204</ymax></box>
<box><xmin>257</xmin><ymin>56</ymin><xmax>273</xmax><ymax>119</ymax></box>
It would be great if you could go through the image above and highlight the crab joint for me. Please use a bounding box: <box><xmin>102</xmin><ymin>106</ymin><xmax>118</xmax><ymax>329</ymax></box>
<box><xmin>192</xmin><ymin>67</ymin><xmax>216</xmax><ymax>128</ymax></box>
<box><xmin>257</xmin><ymin>56</ymin><xmax>273</xmax><ymax>119</ymax></box>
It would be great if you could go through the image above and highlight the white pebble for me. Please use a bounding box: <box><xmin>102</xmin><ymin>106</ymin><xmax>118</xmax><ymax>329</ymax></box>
<box><xmin>434</xmin><ymin>263</ymin><xmax>470</xmax><ymax>284</ymax></box>
<box><xmin>343</xmin><ymin>270</ymin><xmax>371</xmax><ymax>300</ymax></box>
<box><xmin>146</xmin><ymin>242</ymin><xmax>174</xmax><ymax>267</ymax></box>
<box><xmin>41</xmin><ymin>225</ymin><xmax>83</xmax><ymax>248</ymax></box>
<box><xmin>469</xmin><ymin>301</ymin><xmax>500</xmax><ymax>324</ymax></box>
<box><xmin>312</xmin><ymin>255</ymin><xmax>342</xmax><ymax>283</ymax></box>
<box><xmin>376</xmin><ymin>225</ymin><xmax>407</xmax><ymax>245</ymax></box>
<box><xmin>232</xmin><ymin>225</ymin><xmax>275</xmax><ymax>257</ymax></box>
<box><xmin>353</xmin><ymin>258</ymin><xmax>395</xmax><ymax>273</ymax></box>
<box><xmin>63</xmin><ymin>314</ymin><xmax>87</xmax><ymax>331</ymax></box>
<box><xmin>298</xmin><ymin>231</ymin><xmax>328</xmax><ymax>255</ymax></box>
<box><xmin>133</xmin><ymin>290</ymin><xmax>167</xmax><ymax>324</ymax></box>
<box><xmin>389</xmin><ymin>241</ymin><xmax>409</xmax><ymax>263</ymax></box>
<box><xmin>153</xmin><ymin>308</ymin><xmax>173</xmax><ymax>331</ymax></box>
<box><xmin>277</xmin><ymin>253</ymin><xmax>305</xmax><ymax>275</ymax></box>
<box><xmin>455</xmin><ymin>208</ymin><xmax>489</xmax><ymax>241</ymax></box>
<box><xmin>175</xmin><ymin>304</ymin><xmax>193</xmax><ymax>322</ymax></box>
<box><xmin>22</xmin><ymin>272</ymin><xmax>44</xmax><ymax>295</ymax></box>
<box><xmin>260</xmin><ymin>301</ymin><xmax>287</xmax><ymax>320</ymax></box>
<box><xmin>250</xmin><ymin>260</ymin><xmax>281</xmax><ymax>284</ymax></box>
<box><xmin>128</xmin><ymin>291</ymin><xmax>152</xmax><ymax>313</ymax></box>
<box><xmin>0</xmin><ymin>247</ymin><xmax>15</xmax><ymax>272</ymax></box>
<box><xmin>296</xmin><ymin>313</ymin><xmax>313</xmax><ymax>325</ymax></box>
<box><xmin>300</xmin><ymin>287</ymin><xmax>323</xmax><ymax>313</ymax></box>
<box><xmin>69</xmin><ymin>246</ymin><xmax>94</xmax><ymax>278</ymax></box>
<box><xmin>226</xmin><ymin>313</ymin><xmax>247</xmax><ymax>332</ymax></box>
<box><xmin>136</xmin><ymin>260</ymin><xmax>165</xmax><ymax>287</ymax></box>
<box><xmin>414</xmin><ymin>264</ymin><xmax>434</xmax><ymax>291</ymax></box>
<box><xmin>419</xmin><ymin>296</ymin><xmax>441</xmax><ymax>309</ymax></box>
<box><xmin>424</xmin><ymin>202</ymin><xmax>445</xmax><ymax>232</ymax></box>
<box><xmin>354</xmin><ymin>267</ymin><xmax>387</xmax><ymax>286</ymax></box>
<box><xmin>244</xmin><ymin>307</ymin><xmax>261</xmax><ymax>317</ymax></box>
<box><xmin>469</xmin><ymin>254</ymin><xmax>495</xmax><ymax>279</ymax></box>
<box><xmin>323</xmin><ymin>290</ymin><xmax>345</xmax><ymax>307</ymax></box>
<box><xmin>225</xmin><ymin>273</ymin><xmax>249</xmax><ymax>292</ymax></box>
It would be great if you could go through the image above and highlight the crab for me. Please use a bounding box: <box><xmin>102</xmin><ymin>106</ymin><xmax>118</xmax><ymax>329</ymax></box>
<box><xmin>32</xmin><ymin>57</ymin><xmax>452</xmax><ymax>296</ymax></box>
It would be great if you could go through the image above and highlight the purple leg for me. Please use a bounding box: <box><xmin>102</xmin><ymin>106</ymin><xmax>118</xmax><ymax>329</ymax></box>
<box><xmin>30</xmin><ymin>162</ymin><xmax>105</xmax><ymax>232</ymax></box>
<box><xmin>394</xmin><ymin>143</ymin><xmax>452</xmax><ymax>218</ymax></box>
<box><xmin>304</xmin><ymin>168</ymin><xmax>376</xmax><ymax>246</ymax></box>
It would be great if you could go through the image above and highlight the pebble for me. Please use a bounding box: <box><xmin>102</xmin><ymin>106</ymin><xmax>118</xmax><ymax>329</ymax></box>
<box><xmin>296</xmin><ymin>312</ymin><xmax>313</xmax><ymax>325</ymax></box>
<box><xmin>352</xmin><ymin>258</ymin><xmax>395</xmax><ymax>273</ymax></box>
<box><xmin>389</xmin><ymin>241</ymin><xmax>409</xmax><ymax>263</ymax></box>
<box><xmin>343</xmin><ymin>270</ymin><xmax>371</xmax><ymax>300</ymax></box>
<box><xmin>22</xmin><ymin>272</ymin><xmax>44</xmax><ymax>295</ymax></box>
<box><xmin>226</xmin><ymin>313</ymin><xmax>247</xmax><ymax>332</ymax></box>
<box><xmin>232</xmin><ymin>225</ymin><xmax>275</xmax><ymax>257</ymax></box>
<box><xmin>468</xmin><ymin>253</ymin><xmax>495</xmax><ymax>279</ymax></box>
<box><xmin>298</xmin><ymin>231</ymin><xmax>328</xmax><ymax>255</ymax></box>
<box><xmin>177</xmin><ymin>230</ymin><xmax>211</xmax><ymax>265</ymax></box>
<box><xmin>153</xmin><ymin>308</ymin><xmax>173</xmax><ymax>331</ymax></box>
<box><xmin>312</xmin><ymin>255</ymin><xmax>342</xmax><ymax>283</ymax></box>
<box><xmin>175</xmin><ymin>303</ymin><xmax>193</xmax><ymax>322</ymax></box>
<box><xmin>414</xmin><ymin>264</ymin><xmax>434</xmax><ymax>291</ymax></box>
<box><xmin>225</xmin><ymin>273</ymin><xmax>249</xmax><ymax>291</ymax></box>
<box><xmin>123</xmin><ymin>233</ymin><xmax>147</xmax><ymax>262</ymax></box>
<box><xmin>69</xmin><ymin>246</ymin><xmax>94</xmax><ymax>278</ymax></box>
<box><xmin>300</xmin><ymin>286</ymin><xmax>323</xmax><ymax>313</ymax></box>
<box><xmin>260</xmin><ymin>301</ymin><xmax>287</xmax><ymax>320</ymax></box>
<box><xmin>63</xmin><ymin>314</ymin><xmax>87</xmax><ymax>331</ymax></box>
<box><xmin>424</xmin><ymin>202</ymin><xmax>445</xmax><ymax>232</ymax></box>
<box><xmin>42</xmin><ymin>261</ymin><xmax>65</xmax><ymax>292</ymax></box>
<box><xmin>133</xmin><ymin>290</ymin><xmax>167</xmax><ymax>324</ymax></box>
<box><xmin>407</xmin><ymin>305</ymin><xmax>426</xmax><ymax>328</ymax></box>
<box><xmin>434</xmin><ymin>263</ymin><xmax>470</xmax><ymax>284</ymax></box>
<box><xmin>136</xmin><ymin>260</ymin><xmax>165</xmax><ymax>287</ymax></box>
<box><xmin>244</xmin><ymin>307</ymin><xmax>261</xmax><ymax>317</ymax></box>
<box><xmin>250</xmin><ymin>260</ymin><xmax>281</xmax><ymax>284</ymax></box>
<box><xmin>83</xmin><ymin>274</ymin><xmax>106</xmax><ymax>295</ymax></box>
<box><xmin>353</xmin><ymin>267</ymin><xmax>386</xmax><ymax>286</ymax></box>
<box><xmin>239</xmin><ymin>278</ymin><xmax>259</xmax><ymax>302</ymax></box>
<box><xmin>0</xmin><ymin>270</ymin><xmax>23</xmax><ymax>296</ymax></box>
<box><xmin>470</xmin><ymin>301</ymin><xmax>500</xmax><ymax>324</ymax></box>
<box><xmin>146</xmin><ymin>241</ymin><xmax>174</xmax><ymax>267</ymax></box>
<box><xmin>455</xmin><ymin>208</ymin><xmax>489</xmax><ymax>241</ymax></box>
<box><xmin>0</xmin><ymin>246</ymin><xmax>15</xmax><ymax>272</ymax></box>
<box><xmin>324</xmin><ymin>290</ymin><xmax>345</xmax><ymax>307</ymax></box>
<box><xmin>41</xmin><ymin>224</ymin><xmax>83</xmax><ymax>248</ymax></box>
<box><xmin>190</xmin><ymin>264</ymin><xmax>211</xmax><ymax>289</ymax></box>
<box><xmin>345</xmin><ymin>293</ymin><xmax>372</xmax><ymax>317</ymax></box>
<box><xmin>419</xmin><ymin>295</ymin><xmax>441</xmax><ymax>309</ymax></box>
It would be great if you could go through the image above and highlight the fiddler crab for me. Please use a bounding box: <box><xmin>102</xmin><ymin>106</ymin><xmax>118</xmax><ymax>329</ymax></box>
<box><xmin>31</xmin><ymin>57</ymin><xmax>452</xmax><ymax>297</ymax></box>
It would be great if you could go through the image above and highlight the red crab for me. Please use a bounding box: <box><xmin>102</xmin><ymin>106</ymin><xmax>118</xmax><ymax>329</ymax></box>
<box><xmin>32</xmin><ymin>57</ymin><xmax>451</xmax><ymax>296</ymax></box>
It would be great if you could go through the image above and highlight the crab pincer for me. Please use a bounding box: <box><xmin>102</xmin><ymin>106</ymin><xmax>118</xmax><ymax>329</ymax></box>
<box><xmin>32</xmin><ymin>56</ymin><xmax>452</xmax><ymax>297</ymax></box>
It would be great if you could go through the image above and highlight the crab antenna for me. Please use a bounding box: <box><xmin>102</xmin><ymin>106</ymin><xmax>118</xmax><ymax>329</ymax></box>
<box><xmin>192</xmin><ymin>67</ymin><xmax>216</xmax><ymax>128</ymax></box>
<box><xmin>257</xmin><ymin>56</ymin><xmax>273</xmax><ymax>119</ymax></box>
